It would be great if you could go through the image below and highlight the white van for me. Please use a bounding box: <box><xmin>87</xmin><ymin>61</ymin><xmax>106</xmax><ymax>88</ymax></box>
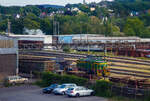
<box><xmin>5</xmin><ymin>76</ymin><xmax>28</xmax><ymax>84</ymax></box>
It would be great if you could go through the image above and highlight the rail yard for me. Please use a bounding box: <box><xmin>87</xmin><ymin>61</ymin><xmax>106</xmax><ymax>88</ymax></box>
<box><xmin>1</xmin><ymin>1</ymin><xmax>150</xmax><ymax>100</ymax></box>
<box><xmin>19</xmin><ymin>50</ymin><xmax>150</xmax><ymax>90</ymax></box>
<box><xmin>19</xmin><ymin>50</ymin><xmax>150</xmax><ymax>79</ymax></box>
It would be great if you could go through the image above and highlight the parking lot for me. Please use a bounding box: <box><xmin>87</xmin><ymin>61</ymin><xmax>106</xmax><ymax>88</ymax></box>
<box><xmin>0</xmin><ymin>85</ymin><xmax>108</xmax><ymax>101</ymax></box>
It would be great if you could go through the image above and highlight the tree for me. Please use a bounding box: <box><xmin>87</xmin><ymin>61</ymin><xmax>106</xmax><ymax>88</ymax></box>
<box><xmin>0</xmin><ymin>20</ymin><xmax>7</xmax><ymax>32</ymax></box>
<box><xmin>23</xmin><ymin>13</ymin><xmax>40</xmax><ymax>30</ymax></box>
<box><xmin>20</xmin><ymin>6</ymin><xmax>41</xmax><ymax>16</ymax></box>
<box><xmin>24</xmin><ymin>18</ymin><xmax>40</xmax><ymax>30</ymax></box>
<box><xmin>11</xmin><ymin>18</ymin><xmax>24</xmax><ymax>34</ymax></box>
<box><xmin>79</xmin><ymin>5</ymin><xmax>90</xmax><ymax>13</ymax></box>
<box><xmin>40</xmin><ymin>18</ymin><xmax>53</xmax><ymax>35</ymax></box>
<box><xmin>123</xmin><ymin>18</ymin><xmax>144</xmax><ymax>36</ymax></box>
<box><xmin>123</xmin><ymin>17</ymin><xmax>150</xmax><ymax>37</ymax></box>
<box><xmin>139</xmin><ymin>14</ymin><xmax>150</xmax><ymax>26</ymax></box>
<box><xmin>63</xmin><ymin>46</ymin><xmax>70</xmax><ymax>52</ymax></box>
<box><xmin>112</xmin><ymin>25</ymin><xmax>124</xmax><ymax>36</ymax></box>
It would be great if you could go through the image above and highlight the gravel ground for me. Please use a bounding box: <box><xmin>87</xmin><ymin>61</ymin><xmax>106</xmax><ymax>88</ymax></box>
<box><xmin>0</xmin><ymin>85</ymin><xmax>108</xmax><ymax>101</ymax></box>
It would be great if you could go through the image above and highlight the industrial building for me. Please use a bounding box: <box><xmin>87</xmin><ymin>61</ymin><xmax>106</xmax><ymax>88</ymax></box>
<box><xmin>72</xmin><ymin>36</ymin><xmax>141</xmax><ymax>43</ymax></box>
<box><xmin>7</xmin><ymin>33</ymin><xmax>150</xmax><ymax>57</ymax></box>
<box><xmin>53</xmin><ymin>34</ymin><xmax>104</xmax><ymax>44</ymax></box>
<box><xmin>0</xmin><ymin>35</ymin><xmax>18</xmax><ymax>80</ymax></box>
<box><xmin>9</xmin><ymin>34</ymin><xmax>52</xmax><ymax>50</ymax></box>
<box><xmin>52</xmin><ymin>35</ymin><xmax>150</xmax><ymax>57</ymax></box>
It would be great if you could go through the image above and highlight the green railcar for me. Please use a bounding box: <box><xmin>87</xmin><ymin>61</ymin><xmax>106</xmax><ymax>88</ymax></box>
<box><xmin>77</xmin><ymin>56</ymin><xmax>110</xmax><ymax>77</ymax></box>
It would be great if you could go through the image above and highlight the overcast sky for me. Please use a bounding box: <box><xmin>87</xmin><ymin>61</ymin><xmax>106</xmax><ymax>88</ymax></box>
<box><xmin>0</xmin><ymin>0</ymin><xmax>108</xmax><ymax>6</ymax></box>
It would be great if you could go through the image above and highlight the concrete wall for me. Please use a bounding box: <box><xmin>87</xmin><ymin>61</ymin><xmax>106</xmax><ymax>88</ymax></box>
<box><xmin>0</xmin><ymin>54</ymin><xmax>17</xmax><ymax>80</ymax></box>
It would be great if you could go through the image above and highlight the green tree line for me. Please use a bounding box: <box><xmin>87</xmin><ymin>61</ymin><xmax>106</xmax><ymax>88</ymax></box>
<box><xmin>0</xmin><ymin>0</ymin><xmax>150</xmax><ymax>37</ymax></box>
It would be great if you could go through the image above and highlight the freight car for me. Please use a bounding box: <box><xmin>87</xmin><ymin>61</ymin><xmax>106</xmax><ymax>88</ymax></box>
<box><xmin>76</xmin><ymin>56</ymin><xmax>110</xmax><ymax>78</ymax></box>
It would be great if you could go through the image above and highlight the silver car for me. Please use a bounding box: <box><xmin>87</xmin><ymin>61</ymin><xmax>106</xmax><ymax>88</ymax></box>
<box><xmin>66</xmin><ymin>86</ymin><xmax>94</xmax><ymax>97</ymax></box>
<box><xmin>53</xmin><ymin>83</ymin><xmax>77</xmax><ymax>95</ymax></box>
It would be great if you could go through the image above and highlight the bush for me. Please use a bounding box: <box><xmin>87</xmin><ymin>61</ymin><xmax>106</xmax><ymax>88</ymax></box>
<box><xmin>38</xmin><ymin>72</ymin><xmax>88</xmax><ymax>87</ymax></box>
<box><xmin>93</xmin><ymin>80</ymin><xmax>113</xmax><ymax>97</ymax></box>
<box><xmin>3</xmin><ymin>81</ymin><xmax>12</xmax><ymax>87</ymax></box>
<box><xmin>63</xmin><ymin>46</ymin><xmax>70</xmax><ymax>52</ymax></box>
<box><xmin>144</xmin><ymin>94</ymin><xmax>150</xmax><ymax>101</ymax></box>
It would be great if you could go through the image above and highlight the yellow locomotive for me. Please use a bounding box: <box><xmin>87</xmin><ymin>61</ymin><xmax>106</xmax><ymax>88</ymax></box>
<box><xmin>77</xmin><ymin>56</ymin><xmax>110</xmax><ymax>78</ymax></box>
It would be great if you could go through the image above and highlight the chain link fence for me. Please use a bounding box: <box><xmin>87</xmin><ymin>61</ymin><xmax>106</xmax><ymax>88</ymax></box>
<box><xmin>111</xmin><ymin>85</ymin><xmax>150</xmax><ymax>99</ymax></box>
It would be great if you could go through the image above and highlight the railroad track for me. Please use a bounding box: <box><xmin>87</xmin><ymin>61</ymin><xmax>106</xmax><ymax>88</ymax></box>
<box><xmin>109</xmin><ymin>59</ymin><xmax>150</xmax><ymax>66</ymax></box>
<box><xmin>111</xmin><ymin>64</ymin><xmax>150</xmax><ymax>71</ymax></box>
<box><xmin>110</xmin><ymin>68</ymin><xmax>150</xmax><ymax>75</ymax></box>
<box><xmin>110</xmin><ymin>71</ymin><xmax>150</xmax><ymax>78</ymax></box>
<box><xmin>108</xmin><ymin>56</ymin><xmax>150</xmax><ymax>63</ymax></box>
<box><xmin>19</xmin><ymin>51</ymin><xmax>86</xmax><ymax>58</ymax></box>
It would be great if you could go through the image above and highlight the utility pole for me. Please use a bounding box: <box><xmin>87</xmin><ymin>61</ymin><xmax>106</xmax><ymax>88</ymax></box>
<box><xmin>53</xmin><ymin>19</ymin><xmax>55</xmax><ymax>35</ymax></box>
<box><xmin>87</xmin><ymin>25</ymin><xmax>90</xmax><ymax>55</ymax></box>
<box><xmin>53</xmin><ymin>16</ymin><xmax>57</xmax><ymax>35</ymax></box>
<box><xmin>7</xmin><ymin>19</ymin><xmax>11</xmax><ymax>35</ymax></box>
<box><xmin>55</xmin><ymin>21</ymin><xmax>57</xmax><ymax>35</ymax></box>
<box><xmin>57</xmin><ymin>22</ymin><xmax>60</xmax><ymax>35</ymax></box>
<box><xmin>53</xmin><ymin>21</ymin><xmax>59</xmax><ymax>35</ymax></box>
<box><xmin>80</xmin><ymin>26</ymin><xmax>82</xmax><ymax>43</ymax></box>
<box><xmin>104</xmin><ymin>42</ymin><xmax>107</xmax><ymax>61</ymax></box>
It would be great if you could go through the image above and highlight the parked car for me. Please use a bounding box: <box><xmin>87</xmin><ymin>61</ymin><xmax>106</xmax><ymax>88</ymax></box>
<box><xmin>43</xmin><ymin>84</ymin><xmax>60</xmax><ymax>94</ymax></box>
<box><xmin>53</xmin><ymin>83</ymin><xmax>77</xmax><ymax>95</ymax></box>
<box><xmin>5</xmin><ymin>76</ymin><xmax>28</xmax><ymax>84</ymax></box>
<box><xmin>66</xmin><ymin>86</ymin><xmax>94</xmax><ymax>97</ymax></box>
<box><xmin>146</xmin><ymin>55</ymin><xmax>150</xmax><ymax>58</ymax></box>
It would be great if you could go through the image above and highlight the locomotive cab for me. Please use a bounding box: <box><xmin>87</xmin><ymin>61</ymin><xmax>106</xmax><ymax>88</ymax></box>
<box><xmin>77</xmin><ymin>56</ymin><xmax>110</xmax><ymax>78</ymax></box>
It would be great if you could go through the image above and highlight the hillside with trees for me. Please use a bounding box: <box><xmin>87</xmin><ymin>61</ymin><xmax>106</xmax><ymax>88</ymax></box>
<box><xmin>0</xmin><ymin>0</ymin><xmax>150</xmax><ymax>37</ymax></box>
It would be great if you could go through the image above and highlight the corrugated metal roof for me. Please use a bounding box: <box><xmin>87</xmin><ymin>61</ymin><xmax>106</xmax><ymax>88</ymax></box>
<box><xmin>73</xmin><ymin>36</ymin><xmax>140</xmax><ymax>40</ymax></box>
<box><xmin>140</xmin><ymin>38</ymin><xmax>150</xmax><ymax>42</ymax></box>
<box><xmin>0</xmin><ymin>34</ymin><xmax>16</xmax><ymax>40</ymax></box>
<box><xmin>73</xmin><ymin>36</ymin><xmax>141</xmax><ymax>43</ymax></box>
<box><xmin>9</xmin><ymin>34</ymin><xmax>52</xmax><ymax>44</ymax></box>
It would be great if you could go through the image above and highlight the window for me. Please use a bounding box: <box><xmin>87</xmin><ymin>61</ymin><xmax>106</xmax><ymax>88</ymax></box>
<box><xmin>75</xmin><ymin>88</ymin><xmax>80</xmax><ymax>91</ymax></box>
<box><xmin>68</xmin><ymin>88</ymin><xmax>74</xmax><ymax>90</ymax></box>
<box><xmin>80</xmin><ymin>87</ymin><xmax>86</xmax><ymax>90</ymax></box>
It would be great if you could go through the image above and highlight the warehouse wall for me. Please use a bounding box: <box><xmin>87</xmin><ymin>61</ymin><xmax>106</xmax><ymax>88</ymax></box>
<box><xmin>0</xmin><ymin>54</ymin><xmax>17</xmax><ymax>80</ymax></box>
<box><xmin>19</xmin><ymin>59</ymin><xmax>56</xmax><ymax>74</ymax></box>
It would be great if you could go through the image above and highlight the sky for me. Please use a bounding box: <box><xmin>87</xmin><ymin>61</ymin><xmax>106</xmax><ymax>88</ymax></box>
<box><xmin>0</xmin><ymin>0</ymin><xmax>106</xmax><ymax>6</ymax></box>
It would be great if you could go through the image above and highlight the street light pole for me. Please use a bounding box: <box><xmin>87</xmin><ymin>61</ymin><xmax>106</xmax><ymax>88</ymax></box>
<box><xmin>87</xmin><ymin>24</ymin><xmax>90</xmax><ymax>55</ymax></box>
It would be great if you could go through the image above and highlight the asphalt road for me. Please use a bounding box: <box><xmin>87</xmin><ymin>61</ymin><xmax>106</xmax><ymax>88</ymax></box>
<box><xmin>0</xmin><ymin>85</ymin><xmax>108</xmax><ymax>101</ymax></box>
